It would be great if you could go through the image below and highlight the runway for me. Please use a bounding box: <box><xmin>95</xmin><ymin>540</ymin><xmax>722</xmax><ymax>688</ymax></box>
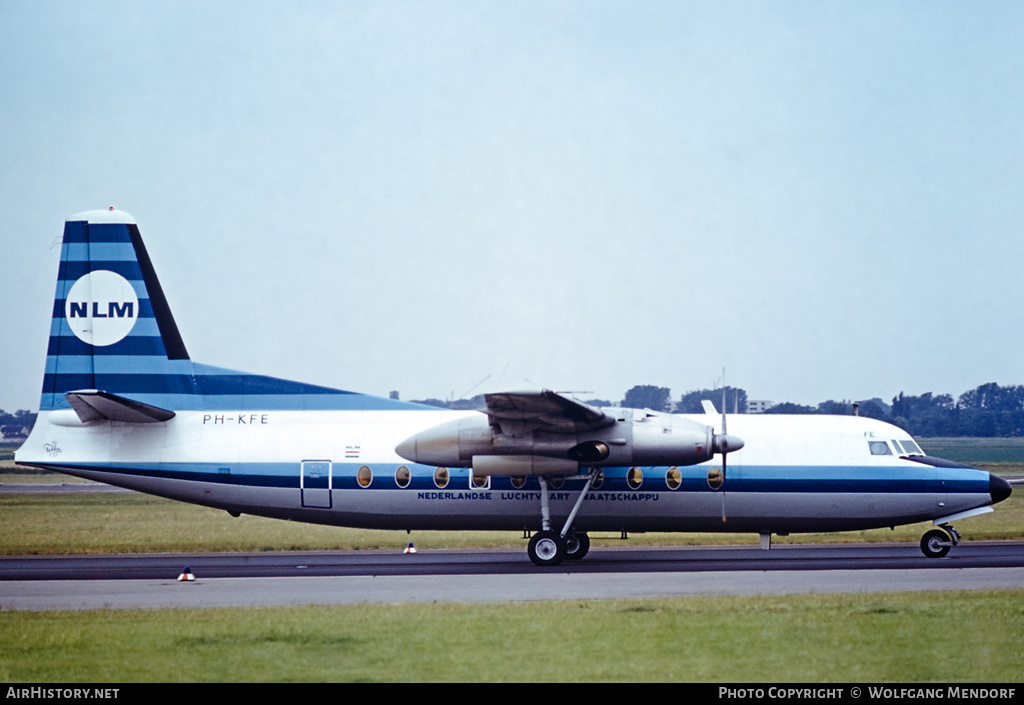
<box><xmin>2</xmin><ymin>541</ymin><xmax>1022</xmax><ymax>611</ymax></box>
<box><xmin>0</xmin><ymin>482</ymin><xmax>134</xmax><ymax>494</ymax></box>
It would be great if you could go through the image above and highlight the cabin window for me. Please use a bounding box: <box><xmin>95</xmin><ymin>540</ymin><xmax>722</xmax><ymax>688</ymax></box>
<box><xmin>549</xmin><ymin>475</ymin><xmax>565</xmax><ymax>490</ymax></box>
<box><xmin>706</xmin><ymin>466</ymin><xmax>724</xmax><ymax>490</ymax></box>
<box><xmin>591</xmin><ymin>468</ymin><xmax>605</xmax><ymax>490</ymax></box>
<box><xmin>433</xmin><ymin>466</ymin><xmax>449</xmax><ymax>489</ymax></box>
<box><xmin>472</xmin><ymin>473</ymin><xmax>489</xmax><ymax>489</ymax></box>
<box><xmin>868</xmin><ymin>441</ymin><xmax>892</xmax><ymax>456</ymax></box>
<box><xmin>395</xmin><ymin>465</ymin><xmax>411</xmax><ymax>488</ymax></box>
<box><xmin>510</xmin><ymin>475</ymin><xmax>526</xmax><ymax>489</ymax></box>
<box><xmin>627</xmin><ymin>467</ymin><xmax>643</xmax><ymax>490</ymax></box>
<box><xmin>357</xmin><ymin>465</ymin><xmax>373</xmax><ymax>488</ymax></box>
<box><xmin>665</xmin><ymin>466</ymin><xmax>681</xmax><ymax>490</ymax></box>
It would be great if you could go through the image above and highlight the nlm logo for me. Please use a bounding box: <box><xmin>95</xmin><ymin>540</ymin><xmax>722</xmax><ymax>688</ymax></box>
<box><xmin>64</xmin><ymin>270</ymin><xmax>139</xmax><ymax>346</ymax></box>
<box><xmin>68</xmin><ymin>301</ymin><xmax>135</xmax><ymax>319</ymax></box>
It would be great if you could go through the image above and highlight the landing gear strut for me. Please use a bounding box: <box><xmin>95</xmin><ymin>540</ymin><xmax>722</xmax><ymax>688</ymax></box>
<box><xmin>528</xmin><ymin>469</ymin><xmax>599</xmax><ymax>566</ymax></box>
<box><xmin>920</xmin><ymin>524</ymin><xmax>960</xmax><ymax>558</ymax></box>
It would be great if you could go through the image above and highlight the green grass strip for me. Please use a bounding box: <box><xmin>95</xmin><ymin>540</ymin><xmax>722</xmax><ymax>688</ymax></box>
<box><xmin>1</xmin><ymin>591</ymin><xmax>1022</xmax><ymax>682</ymax></box>
<box><xmin>1</xmin><ymin>490</ymin><xmax>1021</xmax><ymax>555</ymax></box>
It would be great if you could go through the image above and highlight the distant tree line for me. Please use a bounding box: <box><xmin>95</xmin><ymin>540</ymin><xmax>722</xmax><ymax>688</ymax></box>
<box><xmin>0</xmin><ymin>409</ymin><xmax>36</xmax><ymax>440</ymax></box>
<box><xmin>757</xmin><ymin>383</ymin><xmax>1024</xmax><ymax>437</ymax></box>
<box><xmin>412</xmin><ymin>382</ymin><xmax>1024</xmax><ymax>436</ymax></box>
<box><xmin>888</xmin><ymin>384</ymin><xmax>1024</xmax><ymax>437</ymax></box>
<box><xmin>604</xmin><ymin>382</ymin><xmax>1024</xmax><ymax>437</ymax></box>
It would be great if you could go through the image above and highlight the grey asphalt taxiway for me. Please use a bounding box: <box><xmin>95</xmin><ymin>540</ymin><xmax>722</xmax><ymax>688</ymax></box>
<box><xmin>2</xmin><ymin>542</ymin><xmax>1022</xmax><ymax>611</ymax></box>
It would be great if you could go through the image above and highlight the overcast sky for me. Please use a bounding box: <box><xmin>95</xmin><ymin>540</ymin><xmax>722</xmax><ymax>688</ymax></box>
<box><xmin>3</xmin><ymin>1</ymin><xmax>1024</xmax><ymax>412</ymax></box>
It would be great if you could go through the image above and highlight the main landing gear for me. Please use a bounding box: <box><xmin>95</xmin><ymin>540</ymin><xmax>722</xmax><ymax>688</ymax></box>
<box><xmin>526</xmin><ymin>469</ymin><xmax>599</xmax><ymax>567</ymax></box>
<box><xmin>527</xmin><ymin>529</ymin><xmax>591</xmax><ymax>566</ymax></box>
<box><xmin>920</xmin><ymin>524</ymin><xmax>961</xmax><ymax>558</ymax></box>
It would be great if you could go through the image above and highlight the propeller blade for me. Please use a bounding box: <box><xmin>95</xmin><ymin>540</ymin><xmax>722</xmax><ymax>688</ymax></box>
<box><xmin>722</xmin><ymin>385</ymin><xmax>727</xmax><ymax>474</ymax></box>
<box><xmin>712</xmin><ymin>381</ymin><xmax>744</xmax><ymax>475</ymax></box>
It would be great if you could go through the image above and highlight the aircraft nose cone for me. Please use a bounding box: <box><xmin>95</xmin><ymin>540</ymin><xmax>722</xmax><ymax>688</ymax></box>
<box><xmin>990</xmin><ymin>473</ymin><xmax>1012</xmax><ymax>504</ymax></box>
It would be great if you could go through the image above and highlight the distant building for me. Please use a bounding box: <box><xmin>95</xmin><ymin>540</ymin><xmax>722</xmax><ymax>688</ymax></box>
<box><xmin>0</xmin><ymin>425</ymin><xmax>30</xmax><ymax>440</ymax></box>
<box><xmin>747</xmin><ymin>400</ymin><xmax>773</xmax><ymax>414</ymax></box>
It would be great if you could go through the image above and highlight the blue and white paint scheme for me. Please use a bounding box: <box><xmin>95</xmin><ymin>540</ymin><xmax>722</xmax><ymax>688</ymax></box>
<box><xmin>16</xmin><ymin>209</ymin><xmax>1013</xmax><ymax>565</ymax></box>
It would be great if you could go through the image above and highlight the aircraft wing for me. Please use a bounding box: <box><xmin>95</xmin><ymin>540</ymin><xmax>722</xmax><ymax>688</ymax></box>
<box><xmin>65</xmin><ymin>390</ymin><xmax>176</xmax><ymax>424</ymax></box>
<box><xmin>483</xmin><ymin>390</ymin><xmax>615</xmax><ymax>436</ymax></box>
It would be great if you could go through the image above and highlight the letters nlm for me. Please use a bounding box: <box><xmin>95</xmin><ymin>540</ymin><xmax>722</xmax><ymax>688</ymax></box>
<box><xmin>68</xmin><ymin>301</ymin><xmax>134</xmax><ymax>318</ymax></box>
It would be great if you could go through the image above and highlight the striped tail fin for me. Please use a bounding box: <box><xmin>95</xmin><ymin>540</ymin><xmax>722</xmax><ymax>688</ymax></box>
<box><xmin>42</xmin><ymin>209</ymin><xmax>194</xmax><ymax>412</ymax></box>
<box><xmin>41</xmin><ymin>208</ymin><xmax>425</xmax><ymax>413</ymax></box>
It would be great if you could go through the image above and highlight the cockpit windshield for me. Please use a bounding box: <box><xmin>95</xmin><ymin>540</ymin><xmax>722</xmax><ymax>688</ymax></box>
<box><xmin>896</xmin><ymin>439</ymin><xmax>924</xmax><ymax>455</ymax></box>
<box><xmin>868</xmin><ymin>439</ymin><xmax>925</xmax><ymax>456</ymax></box>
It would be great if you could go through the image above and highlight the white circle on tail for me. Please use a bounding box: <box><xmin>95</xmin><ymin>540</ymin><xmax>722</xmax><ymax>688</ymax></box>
<box><xmin>65</xmin><ymin>270</ymin><xmax>139</xmax><ymax>346</ymax></box>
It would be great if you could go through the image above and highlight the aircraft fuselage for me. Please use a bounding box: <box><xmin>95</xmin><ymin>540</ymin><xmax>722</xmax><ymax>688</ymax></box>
<box><xmin>17</xmin><ymin>408</ymin><xmax>1001</xmax><ymax>534</ymax></box>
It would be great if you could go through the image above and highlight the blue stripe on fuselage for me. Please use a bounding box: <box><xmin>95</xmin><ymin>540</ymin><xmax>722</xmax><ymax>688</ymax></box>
<box><xmin>28</xmin><ymin>462</ymin><xmax>992</xmax><ymax>495</ymax></box>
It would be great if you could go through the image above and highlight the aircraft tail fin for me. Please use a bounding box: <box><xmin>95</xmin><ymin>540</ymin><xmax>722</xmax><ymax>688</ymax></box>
<box><xmin>40</xmin><ymin>209</ymin><xmax>424</xmax><ymax>413</ymax></box>
<box><xmin>41</xmin><ymin>209</ymin><xmax>195</xmax><ymax>412</ymax></box>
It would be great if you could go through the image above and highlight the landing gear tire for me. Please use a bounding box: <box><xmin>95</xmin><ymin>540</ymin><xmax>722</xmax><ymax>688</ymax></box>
<box><xmin>921</xmin><ymin>529</ymin><xmax>952</xmax><ymax>558</ymax></box>
<box><xmin>528</xmin><ymin>530</ymin><xmax>567</xmax><ymax>567</ymax></box>
<box><xmin>564</xmin><ymin>532</ymin><xmax>590</xmax><ymax>561</ymax></box>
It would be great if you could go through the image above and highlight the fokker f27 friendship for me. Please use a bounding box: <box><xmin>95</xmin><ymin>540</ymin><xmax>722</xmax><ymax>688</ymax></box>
<box><xmin>16</xmin><ymin>209</ymin><xmax>1013</xmax><ymax>565</ymax></box>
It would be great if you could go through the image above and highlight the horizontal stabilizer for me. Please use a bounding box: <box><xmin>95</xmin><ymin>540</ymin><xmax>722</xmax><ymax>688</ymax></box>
<box><xmin>65</xmin><ymin>390</ymin><xmax>176</xmax><ymax>423</ymax></box>
<box><xmin>701</xmin><ymin>400</ymin><xmax>718</xmax><ymax>416</ymax></box>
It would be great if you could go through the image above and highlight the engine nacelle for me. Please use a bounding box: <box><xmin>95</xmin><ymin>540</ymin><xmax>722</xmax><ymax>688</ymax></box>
<box><xmin>396</xmin><ymin>414</ymin><xmax>602</xmax><ymax>467</ymax></box>
<box><xmin>472</xmin><ymin>455</ymin><xmax>577</xmax><ymax>477</ymax></box>
<box><xmin>395</xmin><ymin>408</ymin><xmax>740</xmax><ymax>474</ymax></box>
<box><xmin>628</xmin><ymin>412</ymin><xmax>716</xmax><ymax>466</ymax></box>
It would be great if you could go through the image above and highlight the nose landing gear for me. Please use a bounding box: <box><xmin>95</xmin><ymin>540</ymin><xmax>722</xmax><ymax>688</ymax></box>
<box><xmin>920</xmin><ymin>524</ymin><xmax>961</xmax><ymax>558</ymax></box>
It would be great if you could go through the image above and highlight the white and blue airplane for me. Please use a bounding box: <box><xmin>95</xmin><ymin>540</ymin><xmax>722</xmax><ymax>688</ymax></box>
<box><xmin>15</xmin><ymin>209</ymin><xmax>1013</xmax><ymax>566</ymax></box>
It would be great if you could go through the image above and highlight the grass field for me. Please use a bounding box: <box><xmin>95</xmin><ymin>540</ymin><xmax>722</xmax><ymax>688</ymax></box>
<box><xmin>919</xmin><ymin>437</ymin><xmax>1024</xmax><ymax>463</ymax></box>
<box><xmin>2</xmin><ymin>591</ymin><xmax>1022</xmax><ymax>682</ymax></box>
